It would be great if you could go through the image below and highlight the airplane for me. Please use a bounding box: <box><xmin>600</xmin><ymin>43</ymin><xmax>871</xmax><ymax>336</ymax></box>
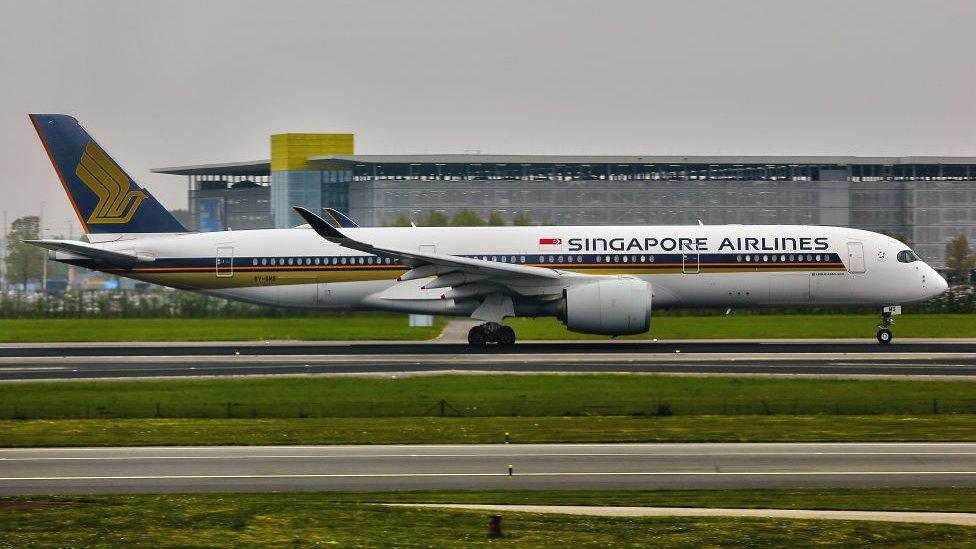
<box><xmin>26</xmin><ymin>114</ymin><xmax>948</xmax><ymax>346</ymax></box>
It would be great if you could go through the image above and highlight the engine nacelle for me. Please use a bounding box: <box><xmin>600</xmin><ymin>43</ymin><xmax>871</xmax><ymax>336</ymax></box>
<box><xmin>557</xmin><ymin>277</ymin><xmax>652</xmax><ymax>335</ymax></box>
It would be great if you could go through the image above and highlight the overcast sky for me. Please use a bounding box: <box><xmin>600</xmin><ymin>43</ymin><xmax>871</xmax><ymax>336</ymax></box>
<box><xmin>1</xmin><ymin>0</ymin><xmax>974</xmax><ymax>235</ymax></box>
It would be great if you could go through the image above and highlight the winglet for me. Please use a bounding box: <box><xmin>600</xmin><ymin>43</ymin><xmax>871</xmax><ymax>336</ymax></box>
<box><xmin>323</xmin><ymin>208</ymin><xmax>360</xmax><ymax>228</ymax></box>
<box><xmin>294</xmin><ymin>206</ymin><xmax>347</xmax><ymax>240</ymax></box>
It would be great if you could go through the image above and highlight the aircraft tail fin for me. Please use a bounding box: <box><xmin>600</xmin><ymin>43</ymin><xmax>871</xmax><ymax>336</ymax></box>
<box><xmin>29</xmin><ymin>114</ymin><xmax>187</xmax><ymax>235</ymax></box>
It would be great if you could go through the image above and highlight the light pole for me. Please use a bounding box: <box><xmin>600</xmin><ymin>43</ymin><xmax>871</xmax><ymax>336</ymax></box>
<box><xmin>1</xmin><ymin>210</ymin><xmax>6</xmax><ymax>293</ymax></box>
<box><xmin>40</xmin><ymin>201</ymin><xmax>47</xmax><ymax>294</ymax></box>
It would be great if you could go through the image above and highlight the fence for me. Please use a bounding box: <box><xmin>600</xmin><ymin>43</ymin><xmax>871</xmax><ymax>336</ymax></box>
<box><xmin>0</xmin><ymin>289</ymin><xmax>324</xmax><ymax>319</ymax></box>
<box><xmin>3</xmin><ymin>286</ymin><xmax>976</xmax><ymax>319</ymax></box>
<box><xmin>4</xmin><ymin>397</ymin><xmax>976</xmax><ymax>420</ymax></box>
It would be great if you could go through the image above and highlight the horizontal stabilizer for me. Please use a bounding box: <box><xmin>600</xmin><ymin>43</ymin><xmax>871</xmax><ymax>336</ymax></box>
<box><xmin>24</xmin><ymin>239</ymin><xmax>152</xmax><ymax>267</ymax></box>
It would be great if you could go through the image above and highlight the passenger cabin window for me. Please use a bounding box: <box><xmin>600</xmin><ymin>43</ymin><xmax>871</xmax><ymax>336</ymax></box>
<box><xmin>897</xmin><ymin>250</ymin><xmax>920</xmax><ymax>263</ymax></box>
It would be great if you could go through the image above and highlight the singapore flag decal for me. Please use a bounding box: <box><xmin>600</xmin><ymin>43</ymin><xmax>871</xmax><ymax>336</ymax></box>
<box><xmin>538</xmin><ymin>237</ymin><xmax>563</xmax><ymax>251</ymax></box>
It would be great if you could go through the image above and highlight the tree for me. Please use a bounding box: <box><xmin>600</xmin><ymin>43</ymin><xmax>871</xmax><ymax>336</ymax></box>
<box><xmin>450</xmin><ymin>209</ymin><xmax>486</xmax><ymax>227</ymax></box>
<box><xmin>944</xmin><ymin>234</ymin><xmax>976</xmax><ymax>285</ymax></box>
<box><xmin>512</xmin><ymin>212</ymin><xmax>533</xmax><ymax>226</ymax></box>
<box><xmin>420</xmin><ymin>210</ymin><xmax>450</xmax><ymax>227</ymax></box>
<box><xmin>487</xmin><ymin>212</ymin><xmax>506</xmax><ymax>226</ymax></box>
<box><xmin>4</xmin><ymin>216</ymin><xmax>44</xmax><ymax>289</ymax></box>
<box><xmin>386</xmin><ymin>214</ymin><xmax>413</xmax><ymax>227</ymax></box>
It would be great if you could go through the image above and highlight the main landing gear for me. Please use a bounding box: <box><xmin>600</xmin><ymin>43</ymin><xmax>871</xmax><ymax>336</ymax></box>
<box><xmin>877</xmin><ymin>308</ymin><xmax>895</xmax><ymax>345</ymax></box>
<box><xmin>467</xmin><ymin>323</ymin><xmax>516</xmax><ymax>347</ymax></box>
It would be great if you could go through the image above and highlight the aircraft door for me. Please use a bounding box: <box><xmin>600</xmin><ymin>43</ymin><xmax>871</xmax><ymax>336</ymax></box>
<box><xmin>216</xmin><ymin>246</ymin><xmax>234</xmax><ymax>278</ymax></box>
<box><xmin>846</xmin><ymin>242</ymin><xmax>866</xmax><ymax>274</ymax></box>
<box><xmin>682</xmin><ymin>253</ymin><xmax>700</xmax><ymax>274</ymax></box>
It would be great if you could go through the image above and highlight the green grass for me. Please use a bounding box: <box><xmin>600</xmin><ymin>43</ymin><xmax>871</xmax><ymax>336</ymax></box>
<box><xmin>0</xmin><ymin>315</ymin><xmax>444</xmax><ymax>342</ymax></box>
<box><xmin>507</xmin><ymin>313</ymin><xmax>976</xmax><ymax>339</ymax></box>
<box><xmin>2</xmin><ymin>493</ymin><xmax>975</xmax><ymax>548</ymax></box>
<box><xmin>4</xmin><ymin>415</ymin><xmax>976</xmax><ymax>447</ymax></box>
<box><xmin>1</xmin><ymin>313</ymin><xmax>974</xmax><ymax>342</ymax></box>
<box><xmin>4</xmin><ymin>375</ymin><xmax>976</xmax><ymax>446</ymax></box>
<box><xmin>3</xmin><ymin>375</ymin><xmax>975</xmax><ymax>420</ymax></box>
<box><xmin>317</xmin><ymin>487</ymin><xmax>976</xmax><ymax>513</ymax></box>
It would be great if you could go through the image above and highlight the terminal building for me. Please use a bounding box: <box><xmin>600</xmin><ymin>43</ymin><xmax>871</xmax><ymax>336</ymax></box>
<box><xmin>154</xmin><ymin>133</ymin><xmax>976</xmax><ymax>267</ymax></box>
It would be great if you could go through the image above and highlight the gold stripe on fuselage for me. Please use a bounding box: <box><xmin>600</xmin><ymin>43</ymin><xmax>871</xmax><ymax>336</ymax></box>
<box><xmin>115</xmin><ymin>264</ymin><xmax>846</xmax><ymax>290</ymax></box>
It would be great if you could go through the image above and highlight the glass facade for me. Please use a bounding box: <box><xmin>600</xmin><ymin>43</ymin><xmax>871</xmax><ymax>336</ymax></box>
<box><xmin>270</xmin><ymin>169</ymin><xmax>352</xmax><ymax>228</ymax></box>
<box><xmin>170</xmin><ymin>155</ymin><xmax>976</xmax><ymax>269</ymax></box>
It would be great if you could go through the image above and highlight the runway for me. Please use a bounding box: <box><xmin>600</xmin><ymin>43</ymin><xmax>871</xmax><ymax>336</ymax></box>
<box><xmin>1</xmin><ymin>443</ymin><xmax>974</xmax><ymax>495</ymax></box>
<box><xmin>2</xmin><ymin>341</ymin><xmax>976</xmax><ymax>380</ymax></box>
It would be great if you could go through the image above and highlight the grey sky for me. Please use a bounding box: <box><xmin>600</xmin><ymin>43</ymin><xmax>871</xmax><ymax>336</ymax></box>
<box><xmin>1</xmin><ymin>0</ymin><xmax>974</xmax><ymax>235</ymax></box>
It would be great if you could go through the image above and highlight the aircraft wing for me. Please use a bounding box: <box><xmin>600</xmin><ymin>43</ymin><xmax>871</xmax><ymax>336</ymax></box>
<box><xmin>24</xmin><ymin>239</ymin><xmax>151</xmax><ymax>268</ymax></box>
<box><xmin>295</xmin><ymin>207</ymin><xmax>576</xmax><ymax>321</ymax></box>
<box><xmin>294</xmin><ymin>207</ymin><xmax>563</xmax><ymax>282</ymax></box>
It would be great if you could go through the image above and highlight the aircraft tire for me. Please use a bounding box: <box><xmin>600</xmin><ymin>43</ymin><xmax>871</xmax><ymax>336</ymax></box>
<box><xmin>877</xmin><ymin>329</ymin><xmax>893</xmax><ymax>344</ymax></box>
<box><xmin>497</xmin><ymin>326</ymin><xmax>516</xmax><ymax>347</ymax></box>
<box><xmin>468</xmin><ymin>326</ymin><xmax>488</xmax><ymax>347</ymax></box>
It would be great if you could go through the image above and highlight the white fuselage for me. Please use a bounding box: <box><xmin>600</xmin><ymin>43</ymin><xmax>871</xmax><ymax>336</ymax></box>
<box><xmin>59</xmin><ymin>224</ymin><xmax>947</xmax><ymax>323</ymax></box>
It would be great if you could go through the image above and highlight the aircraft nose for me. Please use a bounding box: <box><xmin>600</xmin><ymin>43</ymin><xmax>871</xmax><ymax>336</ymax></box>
<box><xmin>930</xmin><ymin>268</ymin><xmax>949</xmax><ymax>296</ymax></box>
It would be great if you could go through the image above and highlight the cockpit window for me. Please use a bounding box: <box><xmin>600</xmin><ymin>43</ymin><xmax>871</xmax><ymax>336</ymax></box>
<box><xmin>896</xmin><ymin>250</ymin><xmax>920</xmax><ymax>263</ymax></box>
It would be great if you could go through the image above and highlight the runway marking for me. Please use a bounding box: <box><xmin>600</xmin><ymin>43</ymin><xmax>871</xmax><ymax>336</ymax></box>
<box><xmin>4</xmin><ymin>471</ymin><xmax>976</xmax><ymax>481</ymax></box>
<box><xmin>3</xmin><ymin>451</ymin><xmax>976</xmax><ymax>461</ymax></box>
<box><xmin>387</xmin><ymin>504</ymin><xmax>976</xmax><ymax>526</ymax></box>
<box><xmin>3</xmin><ymin>442</ymin><xmax>974</xmax><ymax>451</ymax></box>
<box><xmin>0</xmin><ymin>367</ymin><xmax>68</xmax><ymax>372</ymax></box>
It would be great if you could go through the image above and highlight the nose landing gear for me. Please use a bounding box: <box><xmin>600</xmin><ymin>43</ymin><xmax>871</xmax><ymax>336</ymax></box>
<box><xmin>467</xmin><ymin>323</ymin><xmax>517</xmax><ymax>347</ymax></box>
<box><xmin>876</xmin><ymin>306</ymin><xmax>900</xmax><ymax>344</ymax></box>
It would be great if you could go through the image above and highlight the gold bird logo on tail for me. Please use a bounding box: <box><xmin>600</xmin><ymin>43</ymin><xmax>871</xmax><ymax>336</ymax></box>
<box><xmin>75</xmin><ymin>141</ymin><xmax>146</xmax><ymax>224</ymax></box>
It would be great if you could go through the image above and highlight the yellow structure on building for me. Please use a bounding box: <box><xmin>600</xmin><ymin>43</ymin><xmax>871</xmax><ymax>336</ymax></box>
<box><xmin>270</xmin><ymin>133</ymin><xmax>354</xmax><ymax>171</ymax></box>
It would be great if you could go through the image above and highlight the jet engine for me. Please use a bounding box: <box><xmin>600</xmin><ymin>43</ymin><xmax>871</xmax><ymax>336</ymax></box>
<box><xmin>557</xmin><ymin>277</ymin><xmax>652</xmax><ymax>335</ymax></box>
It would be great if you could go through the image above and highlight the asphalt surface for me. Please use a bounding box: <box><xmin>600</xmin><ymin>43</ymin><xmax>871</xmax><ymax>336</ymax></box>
<box><xmin>1</xmin><ymin>443</ymin><xmax>974</xmax><ymax>495</ymax></box>
<box><xmin>3</xmin><ymin>341</ymin><xmax>976</xmax><ymax>379</ymax></box>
